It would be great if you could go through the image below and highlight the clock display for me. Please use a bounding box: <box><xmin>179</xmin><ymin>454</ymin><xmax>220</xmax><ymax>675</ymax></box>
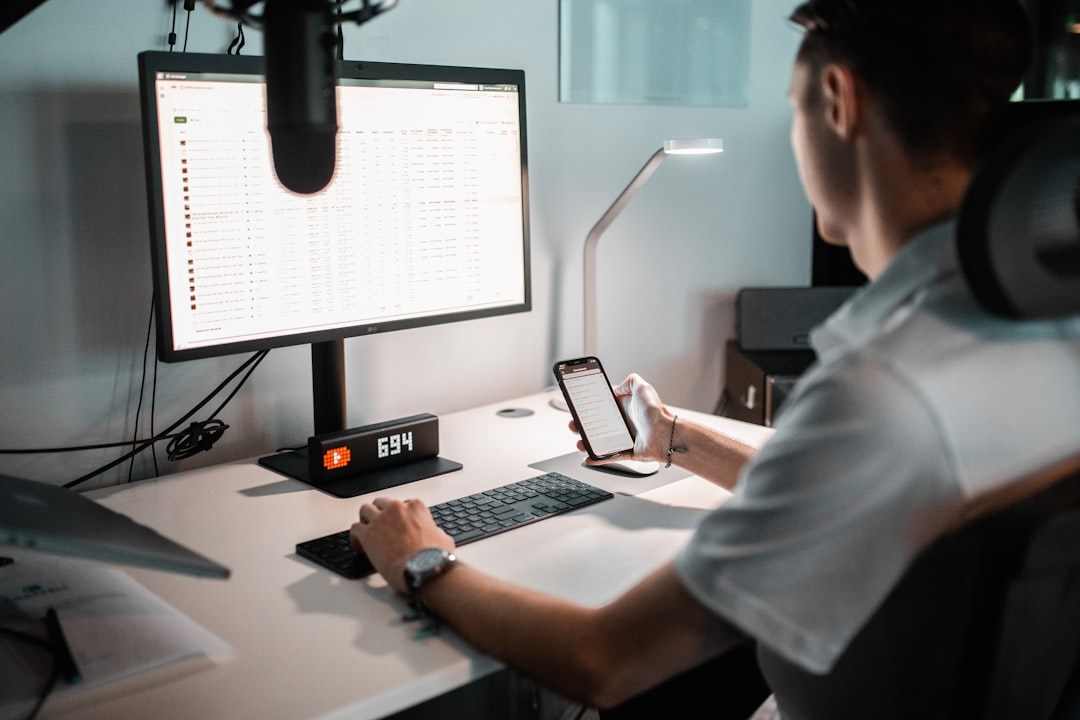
<box><xmin>307</xmin><ymin>413</ymin><xmax>441</xmax><ymax>482</ymax></box>
<box><xmin>378</xmin><ymin>432</ymin><xmax>414</xmax><ymax>458</ymax></box>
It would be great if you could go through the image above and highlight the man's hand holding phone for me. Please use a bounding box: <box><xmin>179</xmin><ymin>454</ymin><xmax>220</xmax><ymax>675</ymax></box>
<box><xmin>554</xmin><ymin>357</ymin><xmax>636</xmax><ymax>460</ymax></box>
<box><xmin>606</xmin><ymin>372</ymin><xmax>672</xmax><ymax>463</ymax></box>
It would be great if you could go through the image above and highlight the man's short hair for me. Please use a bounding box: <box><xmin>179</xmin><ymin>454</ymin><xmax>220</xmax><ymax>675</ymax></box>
<box><xmin>789</xmin><ymin>0</ymin><xmax>1033</xmax><ymax>164</ymax></box>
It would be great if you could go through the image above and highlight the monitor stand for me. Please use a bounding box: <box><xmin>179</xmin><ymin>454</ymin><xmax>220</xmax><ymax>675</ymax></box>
<box><xmin>258</xmin><ymin>339</ymin><xmax>462</xmax><ymax>498</ymax></box>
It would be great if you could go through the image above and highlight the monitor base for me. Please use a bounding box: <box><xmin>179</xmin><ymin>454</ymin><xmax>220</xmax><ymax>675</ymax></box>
<box><xmin>258</xmin><ymin>448</ymin><xmax>462</xmax><ymax>499</ymax></box>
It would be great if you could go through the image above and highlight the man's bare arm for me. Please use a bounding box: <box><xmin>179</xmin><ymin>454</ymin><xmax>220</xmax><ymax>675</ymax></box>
<box><xmin>581</xmin><ymin>373</ymin><xmax>758</xmax><ymax>491</ymax></box>
<box><xmin>352</xmin><ymin>498</ymin><xmax>747</xmax><ymax>710</ymax></box>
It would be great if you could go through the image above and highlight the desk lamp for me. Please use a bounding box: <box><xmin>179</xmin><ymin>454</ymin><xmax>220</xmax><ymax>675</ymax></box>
<box><xmin>551</xmin><ymin>138</ymin><xmax>724</xmax><ymax>412</ymax></box>
<box><xmin>583</xmin><ymin>137</ymin><xmax>724</xmax><ymax>357</ymax></box>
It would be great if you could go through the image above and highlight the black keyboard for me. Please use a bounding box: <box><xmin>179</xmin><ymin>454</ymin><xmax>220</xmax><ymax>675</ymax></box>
<box><xmin>296</xmin><ymin>472</ymin><xmax>614</xmax><ymax>579</ymax></box>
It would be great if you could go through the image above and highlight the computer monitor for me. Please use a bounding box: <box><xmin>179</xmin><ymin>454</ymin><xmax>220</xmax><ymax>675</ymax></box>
<box><xmin>137</xmin><ymin>52</ymin><xmax>531</xmax><ymax>484</ymax></box>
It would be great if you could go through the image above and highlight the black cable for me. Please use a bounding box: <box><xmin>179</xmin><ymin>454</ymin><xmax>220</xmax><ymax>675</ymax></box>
<box><xmin>336</xmin><ymin>3</ymin><xmax>345</xmax><ymax>59</ymax></box>
<box><xmin>227</xmin><ymin>20</ymin><xmax>245</xmax><ymax>54</ymax></box>
<box><xmin>166</xmin><ymin>419</ymin><xmax>229</xmax><ymax>461</ymax></box>
<box><xmin>62</xmin><ymin>350</ymin><xmax>269</xmax><ymax>490</ymax></box>
<box><xmin>150</xmin><ymin>318</ymin><xmax>160</xmax><ymax>479</ymax></box>
<box><xmin>166</xmin><ymin>344</ymin><xmax>269</xmax><ymax>460</ymax></box>
<box><xmin>166</xmin><ymin>1</ymin><xmax>197</xmax><ymax>53</ymax></box>
<box><xmin>0</xmin><ymin>331</ymin><xmax>260</xmax><ymax>464</ymax></box>
<box><xmin>130</xmin><ymin>295</ymin><xmax>155</xmax><ymax>483</ymax></box>
<box><xmin>0</xmin><ymin>431</ymin><xmax>206</xmax><ymax>454</ymax></box>
<box><xmin>206</xmin><ymin>351</ymin><xmax>265</xmax><ymax>423</ymax></box>
<box><xmin>64</xmin><ymin>350</ymin><xmax>266</xmax><ymax>488</ymax></box>
<box><xmin>182</xmin><ymin>0</ymin><xmax>194</xmax><ymax>53</ymax></box>
<box><xmin>0</xmin><ymin>295</ymin><xmax>160</xmax><ymax>459</ymax></box>
<box><xmin>60</xmin><ymin>353</ymin><xmax>258</xmax><ymax>488</ymax></box>
<box><xmin>168</xmin><ymin>0</ymin><xmax>178</xmax><ymax>50</ymax></box>
<box><xmin>0</xmin><ymin>439</ymin><xmax>161</xmax><ymax>454</ymax></box>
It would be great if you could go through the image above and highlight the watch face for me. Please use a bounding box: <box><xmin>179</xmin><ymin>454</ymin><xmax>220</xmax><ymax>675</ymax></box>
<box><xmin>408</xmin><ymin>547</ymin><xmax>450</xmax><ymax>574</ymax></box>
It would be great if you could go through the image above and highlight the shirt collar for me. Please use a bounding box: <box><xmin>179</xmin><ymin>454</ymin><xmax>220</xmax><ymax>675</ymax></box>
<box><xmin>811</xmin><ymin>221</ymin><xmax>958</xmax><ymax>362</ymax></box>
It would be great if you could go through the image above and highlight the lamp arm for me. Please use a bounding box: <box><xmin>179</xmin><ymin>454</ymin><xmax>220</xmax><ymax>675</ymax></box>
<box><xmin>583</xmin><ymin>147</ymin><xmax>667</xmax><ymax>356</ymax></box>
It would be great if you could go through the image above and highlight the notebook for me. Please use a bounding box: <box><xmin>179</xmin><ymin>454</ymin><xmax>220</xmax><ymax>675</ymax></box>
<box><xmin>0</xmin><ymin>474</ymin><xmax>230</xmax><ymax>579</ymax></box>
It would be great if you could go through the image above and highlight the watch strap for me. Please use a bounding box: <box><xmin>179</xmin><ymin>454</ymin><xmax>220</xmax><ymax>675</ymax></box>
<box><xmin>403</xmin><ymin>548</ymin><xmax>457</xmax><ymax>635</ymax></box>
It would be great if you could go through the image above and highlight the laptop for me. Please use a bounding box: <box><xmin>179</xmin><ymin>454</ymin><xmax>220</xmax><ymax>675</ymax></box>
<box><xmin>0</xmin><ymin>474</ymin><xmax>230</xmax><ymax>579</ymax></box>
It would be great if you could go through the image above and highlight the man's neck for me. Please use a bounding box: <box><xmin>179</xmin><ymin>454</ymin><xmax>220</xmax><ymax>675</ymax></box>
<box><xmin>849</xmin><ymin>135</ymin><xmax>972</xmax><ymax>278</ymax></box>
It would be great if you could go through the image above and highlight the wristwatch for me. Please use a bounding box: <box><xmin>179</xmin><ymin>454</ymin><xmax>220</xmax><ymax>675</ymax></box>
<box><xmin>403</xmin><ymin>547</ymin><xmax>458</xmax><ymax>620</ymax></box>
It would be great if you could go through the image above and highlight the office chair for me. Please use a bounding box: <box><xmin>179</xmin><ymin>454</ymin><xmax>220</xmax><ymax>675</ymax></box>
<box><xmin>957</xmin><ymin>102</ymin><xmax>1080</xmax><ymax>320</ymax></box>
<box><xmin>756</xmin><ymin>104</ymin><xmax>1080</xmax><ymax>720</ymax></box>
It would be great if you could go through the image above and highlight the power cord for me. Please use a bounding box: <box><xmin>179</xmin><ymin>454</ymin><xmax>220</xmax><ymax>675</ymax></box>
<box><xmin>0</xmin><ymin>350</ymin><xmax>268</xmax><ymax>488</ymax></box>
<box><xmin>226</xmin><ymin>19</ymin><xmax>245</xmax><ymax>54</ymax></box>
<box><xmin>166</xmin><ymin>418</ymin><xmax>229</xmax><ymax>461</ymax></box>
<box><xmin>182</xmin><ymin>0</ymin><xmax>195</xmax><ymax>52</ymax></box>
<box><xmin>336</xmin><ymin>2</ymin><xmax>345</xmax><ymax>59</ymax></box>
<box><xmin>164</xmin><ymin>342</ymin><xmax>267</xmax><ymax>463</ymax></box>
<box><xmin>60</xmin><ymin>349</ymin><xmax>269</xmax><ymax>489</ymax></box>
<box><xmin>168</xmin><ymin>0</ymin><xmax>178</xmax><ymax>50</ymax></box>
<box><xmin>130</xmin><ymin>295</ymin><xmax>158</xmax><ymax>482</ymax></box>
<box><xmin>167</xmin><ymin>0</ymin><xmax>196</xmax><ymax>52</ymax></box>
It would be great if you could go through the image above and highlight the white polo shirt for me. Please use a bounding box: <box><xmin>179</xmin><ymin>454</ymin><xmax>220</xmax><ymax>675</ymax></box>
<box><xmin>674</xmin><ymin>221</ymin><xmax>1080</xmax><ymax>674</ymax></box>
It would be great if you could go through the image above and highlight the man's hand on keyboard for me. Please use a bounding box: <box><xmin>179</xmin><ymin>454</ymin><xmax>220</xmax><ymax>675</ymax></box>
<box><xmin>351</xmin><ymin>497</ymin><xmax>455</xmax><ymax>595</ymax></box>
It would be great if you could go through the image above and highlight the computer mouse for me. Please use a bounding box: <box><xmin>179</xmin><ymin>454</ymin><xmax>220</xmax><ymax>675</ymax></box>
<box><xmin>599</xmin><ymin>459</ymin><xmax>661</xmax><ymax>477</ymax></box>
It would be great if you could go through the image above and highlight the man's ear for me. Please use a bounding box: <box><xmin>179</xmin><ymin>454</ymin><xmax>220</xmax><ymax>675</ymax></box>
<box><xmin>820</xmin><ymin>64</ymin><xmax>860</xmax><ymax>140</ymax></box>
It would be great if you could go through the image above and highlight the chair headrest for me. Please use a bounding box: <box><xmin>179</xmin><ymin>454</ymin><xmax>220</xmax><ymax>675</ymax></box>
<box><xmin>957</xmin><ymin>103</ymin><xmax>1080</xmax><ymax>319</ymax></box>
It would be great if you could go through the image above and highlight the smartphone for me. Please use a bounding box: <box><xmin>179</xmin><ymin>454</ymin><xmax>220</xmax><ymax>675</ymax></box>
<box><xmin>553</xmin><ymin>356</ymin><xmax>636</xmax><ymax>460</ymax></box>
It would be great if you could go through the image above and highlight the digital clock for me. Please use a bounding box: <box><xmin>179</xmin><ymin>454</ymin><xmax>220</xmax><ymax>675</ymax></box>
<box><xmin>308</xmin><ymin>414</ymin><xmax>440</xmax><ymax>482</ymax></box>
<box><xmin>304</xmin><ymin>414</ymin><xmax>460</xmax><ymax>498</ymax></box>
<box><xmin>377</xmin><ymin>431</ymin><xmax>414</xmax><ymax>458</ymax></box>
<box><xmin>258</xmin><ymin>413</ymin><xmax>461</xmax><ymax>498</ymax></box>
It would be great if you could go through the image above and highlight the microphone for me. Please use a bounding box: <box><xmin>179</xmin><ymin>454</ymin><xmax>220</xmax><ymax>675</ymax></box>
<box><xmin>263</xmin><ymin>0</ymin><xmax>338</xmax><ymax>194</ymax></box>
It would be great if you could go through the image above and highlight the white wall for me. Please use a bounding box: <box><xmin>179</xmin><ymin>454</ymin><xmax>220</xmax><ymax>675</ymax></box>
<box><xmin>0</xmin><ymin>1</ymin><xmax>810</xmax><ymax>488</ymax></box>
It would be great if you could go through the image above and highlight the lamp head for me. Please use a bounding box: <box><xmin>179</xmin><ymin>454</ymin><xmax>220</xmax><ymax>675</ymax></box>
<box><xmin>663</xmin><ymin>138</ymin><xmax>724</xmax><ymax>156</ymax></box>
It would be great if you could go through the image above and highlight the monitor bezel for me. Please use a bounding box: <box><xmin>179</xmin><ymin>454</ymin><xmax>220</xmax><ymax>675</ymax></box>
<box><xmin>137</xmin><ymin>50</ymin><xmax>532</xmax><ymax>363</ymax></box>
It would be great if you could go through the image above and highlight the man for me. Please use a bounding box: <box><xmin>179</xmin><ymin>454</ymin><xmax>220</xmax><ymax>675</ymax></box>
<box><xmin>352</xmin><ymin>0</ymin><xmax>1080</xmax><ymax>716</ymax></box>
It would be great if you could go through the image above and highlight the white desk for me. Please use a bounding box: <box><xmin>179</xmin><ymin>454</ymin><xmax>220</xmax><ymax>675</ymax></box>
<box><xmin>41</xmin><ymin>392</ymin><xmax>771</xmax><ymax>719</ymax></box>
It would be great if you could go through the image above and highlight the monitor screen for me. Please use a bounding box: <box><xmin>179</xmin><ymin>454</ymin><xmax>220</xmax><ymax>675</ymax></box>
<box><xmin>137</xmin><ymin>51</ymin><xmax>531</xmax><ymax>363</ymax></box>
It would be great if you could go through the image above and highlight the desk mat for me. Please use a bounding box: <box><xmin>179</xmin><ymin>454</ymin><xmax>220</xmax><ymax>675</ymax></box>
<box><xmin>529</xmin><ymin>452</ymin><xmax>692</xmax><ymax>496</ymax></box>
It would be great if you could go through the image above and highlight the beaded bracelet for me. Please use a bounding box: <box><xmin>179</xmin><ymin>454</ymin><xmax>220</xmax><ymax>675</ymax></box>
<box><xmin>665</xmin><ymin>415</ymin><xmax>688</xmax><ymax>468</ymax></box>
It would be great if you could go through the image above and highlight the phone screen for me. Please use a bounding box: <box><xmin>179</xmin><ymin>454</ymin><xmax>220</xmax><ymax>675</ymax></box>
<box><xmin>553</xmin><ymin>357</ymin><xmax>635</xmax><ymax>459</ymax></box>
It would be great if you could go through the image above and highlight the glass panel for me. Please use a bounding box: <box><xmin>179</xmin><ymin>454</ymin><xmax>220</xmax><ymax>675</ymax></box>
<box><xmin>559</xmin><ymin>0</ymin><xmax>751</xmax><ymax>107</ymax></box>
